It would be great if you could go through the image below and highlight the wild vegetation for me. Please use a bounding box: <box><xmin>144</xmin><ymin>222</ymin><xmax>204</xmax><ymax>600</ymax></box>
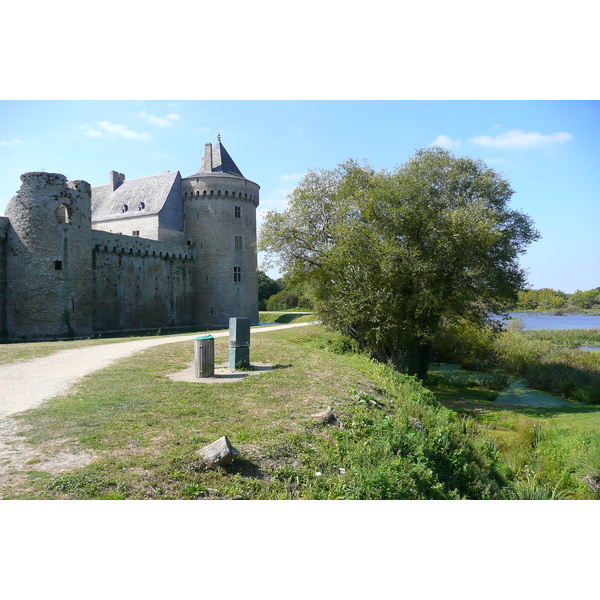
<box><xmin>258</xmin><ymin>270</ymin><xmax>311</xmax><ymax>311</ymax></box>
<box><xmin>260</xmin><ymin>147</ymin><xmax>539</xmax><ymax>380</ymax></box>
<box><xmin>433</xmin><ymin>322</ymin><xmax>600</xmax><ymax>405</ymax></box>
<box><xmin>514</xmin><ymin>286</ymin><xmax>600</xmax><ymax>312</ymax></box>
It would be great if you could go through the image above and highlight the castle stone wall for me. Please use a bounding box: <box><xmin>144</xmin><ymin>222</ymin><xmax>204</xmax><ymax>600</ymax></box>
<box><xmin>0</xmin><ymin>218</ymin><xmax>8</xmax><ymax>336</ymax></box>
<box><xmin>5</xmin><ymin>173</ymin><xmax>94</xmax><ymax>339</ymax></box>
<box><xmin>93</xmin><ymin>214</ymin><xmax>161</xmax><ymax>239</ymax></box>
<box><xmin>91</xmin><ymin>231</ymin><xmax>194</xmax><ymax>331</ymax></box>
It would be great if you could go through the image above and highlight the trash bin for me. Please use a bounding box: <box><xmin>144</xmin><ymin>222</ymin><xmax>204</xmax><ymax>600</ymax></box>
<box><xmin>195</xmin><ymin>335</ymin><xmax>214</xmax><ymax>378</ymax></box>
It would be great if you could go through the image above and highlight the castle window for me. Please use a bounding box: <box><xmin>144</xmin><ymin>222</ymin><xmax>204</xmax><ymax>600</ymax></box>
<box><xmin>54</xmin><ymin>260</ymin><xmax>63</xmax><ymax>271</ymax></box>
<box><xmin>233</xmin><ymin>266</ymin><xmax>241</xmax><ymax>283</ymax></box>
<box><xmin>235</xmin><ymin>235</ymin><xmax>243</xmax><ymax>250</ymax></box>
<box><xmin>56</xmin><ymin>203</ymin><xmax>71</xmax><ymax>224</ymax></box>
<box><xmin>122</xmin><ymin>204</ymin><xmax>129</xmax><ymax>213</ymax></box>
<box><xmin>132</xmin><ymin>231</ymin><xmax>140</xmax><ymax>237</ymax></box>
<box><xmin>138</xmin><ymin>202</ymin><xmax>145</xmax><ymax>210</ymax></box>
<box><xmin>234</xmin><ymin>206</ymin><xmax>241</xmax><ymax>218</ymax></box>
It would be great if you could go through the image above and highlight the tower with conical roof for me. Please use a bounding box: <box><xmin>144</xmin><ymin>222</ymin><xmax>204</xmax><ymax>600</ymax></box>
<box><xmin>182</xmin><ymin>136</ymin><xmax>260</xmax><ymax>326</ymax></box>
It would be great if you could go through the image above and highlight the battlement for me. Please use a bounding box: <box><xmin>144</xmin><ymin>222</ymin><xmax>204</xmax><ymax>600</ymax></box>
<box><xmin>92</xmin><ymin>230</ymin><xmax>194</xmax><ymax>261</ymax></box>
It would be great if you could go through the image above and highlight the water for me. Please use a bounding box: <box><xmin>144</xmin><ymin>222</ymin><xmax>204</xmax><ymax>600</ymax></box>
<box><xmin>494</xmin><ymin>379</ymin><xmax>579</xmax><ymax>408</ymax></box>
<box><xmin>507</xmin><ymin>312</ymin><xmax>600</xmax><ymax>330</ymax></box>
<box><xmin>497</xmin><ymin>312</ymin><xmax>600</xmax><ymax>406</ymax></box>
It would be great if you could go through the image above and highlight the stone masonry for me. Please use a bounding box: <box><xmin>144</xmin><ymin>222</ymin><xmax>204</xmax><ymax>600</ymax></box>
<box><xmin>0</xmin><ymin>138</ymin><xmax>259</xmax><ymax>340</ymax></box>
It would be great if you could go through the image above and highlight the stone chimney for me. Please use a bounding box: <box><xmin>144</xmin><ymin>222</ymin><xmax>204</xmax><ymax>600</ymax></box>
<box><xmin>201</xmin><ymin>143</ymin><xmax>213</xmax><ymax>173</ymax></box>
<box><xmin>110</xmin><ymin>171</ymin><xmax>125</xmax><ymax>191</ymax></box>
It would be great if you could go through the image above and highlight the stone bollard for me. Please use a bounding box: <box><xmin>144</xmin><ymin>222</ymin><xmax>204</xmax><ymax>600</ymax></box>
<box><xmin>195</xmin><ymin>335</ymin><xmax>214</xmax><ymax>377</ymax></box>
<box><xmin>229</xmin><ymin>317</ymin><xmax>250</xmax><ymax>370</ymax></box>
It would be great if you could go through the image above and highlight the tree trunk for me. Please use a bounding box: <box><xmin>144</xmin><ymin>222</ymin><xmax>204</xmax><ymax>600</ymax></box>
<box><xmin>405</xmin><ymin>339</ymin><xmax>431</xmax><ymax>381</ymax></box>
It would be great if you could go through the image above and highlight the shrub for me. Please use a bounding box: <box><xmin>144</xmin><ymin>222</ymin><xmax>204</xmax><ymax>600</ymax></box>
<box><xmin>306</xmin><ymin>364</ymin><xmax>507</xmax><ymax>499</ymax></box>
<box><xmin>265</xmin><ymin>290</ymin><xmax>299</xmax><ymax>311</ymax></box>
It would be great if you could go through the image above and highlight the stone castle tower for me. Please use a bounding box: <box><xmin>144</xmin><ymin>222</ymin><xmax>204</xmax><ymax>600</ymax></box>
<box><xmin>182</xmin><ymin>135</ymin><xmax>260</xmax><ymax>327</ymax></box>
<box><xmin>4</xmin><ymin>173</ymin><xmax>94</xmax><ymax>339</ymax></box>
<box><xmin>0</xmin><ymin>137</ymin><xmax>260</xmax><ymax>339</ymax></box>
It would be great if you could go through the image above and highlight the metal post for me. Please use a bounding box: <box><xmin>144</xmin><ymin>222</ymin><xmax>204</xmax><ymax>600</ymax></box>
<box><xmin>195</xmin><ymin>335</ymin><xmax>214</xmax><ymax>377</ymax></box>
<box><xmin>229</xmin><ymin>317</ymin><xmax>250</xmax><ymax>370</ymax></box>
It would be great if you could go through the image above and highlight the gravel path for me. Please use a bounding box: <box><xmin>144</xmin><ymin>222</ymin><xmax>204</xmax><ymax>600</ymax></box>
<box><xmin>0</xmin><ymin>322</ymin><xmax>312</xmax><ymax>420</ymax></box>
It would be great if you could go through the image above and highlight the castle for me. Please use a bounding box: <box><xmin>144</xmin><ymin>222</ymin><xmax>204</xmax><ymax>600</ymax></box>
<box><xmin>0</xmin><ymin>137</ymin><xmax>260</xmax><ymax>340</ymax></box>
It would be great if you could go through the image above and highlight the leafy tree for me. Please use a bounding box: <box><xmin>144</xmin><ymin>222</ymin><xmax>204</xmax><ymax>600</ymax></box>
<box><xmin>257</xmin><ymin>270</ymin><xmax>283</xmax><ymax>310</ymax></box>
<box><xmin>260</xmin><ymin>148</ymin><xmax>539</xmax><ymax>379</ymax></box>
<box><xmin>536</xmin><ymin>288</ymin><xmax>568</xmax><ymax>310</ymax></box>
<box><xmin>570</xmin><ymin>287</ymin><xmax>600</xmax><ymax>309</ymax></box>
<box><xmin>266</xmin><ymin>290</ymin><xmax>300</xmax><ymax>311</ymax></box>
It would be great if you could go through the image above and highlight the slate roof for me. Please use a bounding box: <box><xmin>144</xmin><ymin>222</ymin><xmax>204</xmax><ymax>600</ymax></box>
<box><xmin>210</xmin><ymin>139</ymin><xmax>244</xmax><ymax>177</ymax></box>
<box><xmin>91</xmin><ymin>171</ymin><xmax>180</xmax><ymax>222</ymax></box>
<box><xmin>185</xmin><ymin>138</ymin><xmax>245</xmax><ymax>179</ymax></box>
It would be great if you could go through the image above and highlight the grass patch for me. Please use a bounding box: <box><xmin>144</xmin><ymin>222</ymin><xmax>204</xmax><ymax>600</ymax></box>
<box><xmin>427</xmin><ymin>371</ymin><xmax>600</xmax><ymax>499</ymax></box>
<box><xmin>258</xmin><ymin>312</ymin><xmax>314</xmax><ymax>324</ymax></box>
<box><xmin>2</xmin><ymin>325</ymin><xmax>504</xmax><ymax>500</ymax></box>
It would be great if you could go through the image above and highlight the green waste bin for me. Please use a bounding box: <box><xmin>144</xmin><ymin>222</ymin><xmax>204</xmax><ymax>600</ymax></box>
<box><xmin>195</xmin><ymin>335</ymin><xmax>214</xmax><ymax>378</ymax></box>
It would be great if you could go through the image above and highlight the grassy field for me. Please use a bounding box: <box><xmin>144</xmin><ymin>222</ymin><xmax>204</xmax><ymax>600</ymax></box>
<box><xmin>427</xmin><ymin>364</ymin><xmax>600</xmax><ymax>499</ymax></box>
<box><xmin>2</xmin><ymin>323</ymin><xmax>599</xmax><ymax>500</ymax></box>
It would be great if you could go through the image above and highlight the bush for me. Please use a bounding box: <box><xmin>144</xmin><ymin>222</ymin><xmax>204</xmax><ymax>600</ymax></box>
<box><xmin>305</xmin><ymin>364</ymin><xmax>507</xmax><ymax>499</ymax></box>
<box><xmin>266</xmin><ymin>290</ymin><xmax>312</xmax><ymax>311</ymax></box>
<box><xmin>266</xmin><ymin>290</ymin><xmax>299</xmax><ymax>311</ymax></box>
<box><xmin>432</xmin><ymin>319</ymin><xmax>497</xmax><ymax>368</ymax></box>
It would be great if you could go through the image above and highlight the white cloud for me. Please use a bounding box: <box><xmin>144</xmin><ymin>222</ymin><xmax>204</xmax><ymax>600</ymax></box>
<box><xmin>80</xmin><ymin>124</ymin><xmax>102</xmax><ymax>138</ymax></box>
<box><xmin>138</xmin><ymin>110</ymin><xmax>180</xmax><ymax>128</ymax></box>
<box><xmin>0</xmin><ymin>139</ymin><xmax>22</xmax><ymax>146</ymax></box>
<box><xmin>96</xmin><ymin>121</ymin><xmax>152</xmax><ymax>140</ymax></box>
<box><xmin>280</xmin><ymin>173</ymin><xmax>303</xmax><ymax>182</ymax></box>
<box><xmin>429</xmin><ymin>135</ymin><xmax>462</xmax><ymax>150</ymax></box>
<box><xmin>468</xmin><ymin>129</ymin><xmax>573</xmax><ymax>150</ymax></box>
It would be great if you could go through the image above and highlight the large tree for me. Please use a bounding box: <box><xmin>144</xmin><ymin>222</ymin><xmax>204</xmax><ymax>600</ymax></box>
<box><xmin>259</xmin><ymin>148</ymin><xmax>540</xmax><ymax>378</ymax></box>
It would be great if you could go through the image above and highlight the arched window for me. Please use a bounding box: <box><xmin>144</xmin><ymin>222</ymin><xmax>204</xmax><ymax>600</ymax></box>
<box><xmin>56</xmin><ymin>203</ymin><xmax>71</xmax><ymax>224</ymax></box>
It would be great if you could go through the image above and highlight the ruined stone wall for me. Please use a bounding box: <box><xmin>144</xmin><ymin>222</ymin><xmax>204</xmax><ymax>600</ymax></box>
<box><xmin>0</xmin><ymin>218</ymin><xmax>8</xmax><ymax>337</ymax></box>
<box><xmin>92</xmin><ymin>231</ymin><xmax>194</xmax><ymax>331</ymax></box>
<box><xmin>5</xmin><ymin>173</ymin><xmax>94</xmax><ymax>339</ymax></box>
<box><xmin>183</xmin><ymin>174</ymin><xmax>259</xmax><ymax>327</ymax></box>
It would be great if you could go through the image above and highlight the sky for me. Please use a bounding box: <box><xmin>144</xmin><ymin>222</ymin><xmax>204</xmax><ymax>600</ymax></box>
<box><xmin>1</xmin><ymin>100</ymin><xmax>598</xmax><ymax>293</ymax></box>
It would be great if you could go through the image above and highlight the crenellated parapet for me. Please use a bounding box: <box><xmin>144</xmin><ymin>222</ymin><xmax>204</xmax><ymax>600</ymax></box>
<box><xmin>92</xmin><ymin>230</ymin><xmax>194</xmax><ymax>262</ymax></box>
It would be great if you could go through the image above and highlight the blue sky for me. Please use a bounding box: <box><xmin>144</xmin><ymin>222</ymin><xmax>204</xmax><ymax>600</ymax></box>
<box><xmin>1</xmin><ymin>100</ymin><xmax>598</xmax><ymax>293</ymax></box>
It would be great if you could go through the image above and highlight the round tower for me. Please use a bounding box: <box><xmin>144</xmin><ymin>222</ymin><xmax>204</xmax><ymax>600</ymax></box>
<box><xmin>182</xmin><ymin>137</ymin><xmax>259</xmax><ymax>327</ymax></box>
<box><xmin>5</xmin><ymin>172</ymin><xmax>94</xmax><ymax>339</ymax></box>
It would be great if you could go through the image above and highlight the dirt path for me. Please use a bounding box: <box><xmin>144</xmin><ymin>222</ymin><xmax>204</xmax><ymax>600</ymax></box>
<box><xmin>0</xmin><ymin>322</ymin><xmax>314</xmax><ymax>486</ymax></box>
<box><xmin>0</xmin><ymin>322</ymin><xmax>312</xmax><ymax>420</ymax></box>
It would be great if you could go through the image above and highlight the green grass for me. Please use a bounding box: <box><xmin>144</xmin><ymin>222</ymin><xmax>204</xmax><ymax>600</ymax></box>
<box><xmin>3</xmin><ymin>325</ymin><xmax>599</xmax><ymax>500</ymax></box>
<box><xmin>258</xmin><ymin>311</ymin><xmax>314</xmax><ymax>324</ymax></box>
<box><xmin>427</xmin><ymin>367</ymin><xmax>600</xmax><ymax>499</ymax></box>
<box><xmin>1</xmin><ymin>326</ymin><xmax>505</xmax><ymax>500</ymax></box>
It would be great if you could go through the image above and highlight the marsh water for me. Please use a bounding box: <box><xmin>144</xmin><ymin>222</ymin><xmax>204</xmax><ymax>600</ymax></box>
<box><xmin>494</xmin><ymin>380</ymin><xmax>580</xmax><ymax>408</ymax></box>
<box><xmin>507</xmin><ymin>312</ymin><xmax>600</xmax><ymax>330</ymax></box>
<box><xmin>467</xmin><ymin>313</ymin><xmax>598</xmax><ymax>407</ymax></box>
